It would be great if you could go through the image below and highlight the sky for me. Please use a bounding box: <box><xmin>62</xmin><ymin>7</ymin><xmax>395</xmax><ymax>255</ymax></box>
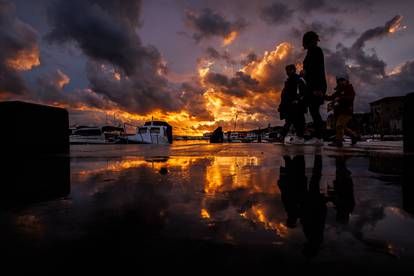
<box><xmin>1</xmin><ymin>0</ymin><xmax>413</xmax><ymax>135</ymax></box>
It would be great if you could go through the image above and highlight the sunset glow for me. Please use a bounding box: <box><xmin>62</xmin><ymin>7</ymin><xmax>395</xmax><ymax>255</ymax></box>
<box><xmin>6</xmin><ymin>47</ymin><xmax>40</xmax><ymax>71</ymax></box>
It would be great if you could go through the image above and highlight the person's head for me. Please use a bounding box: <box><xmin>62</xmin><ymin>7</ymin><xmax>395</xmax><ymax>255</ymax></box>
<box><xmin>336</xmin><ymin>74</ymin><xmax>350</xmax><ymax>87</ymax></box>
<box><xmin>285</xmin><ymin>64</ymin><xmax>296</xmax><ymax>77</ymax></box>
<box><xmin>303</xmin><ymin>31</ymin><xmax>320</xmax><ymax>49</ymax></box>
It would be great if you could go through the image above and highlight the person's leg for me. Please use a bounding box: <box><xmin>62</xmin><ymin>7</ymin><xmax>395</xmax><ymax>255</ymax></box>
<box><xmin>336</xmin><ymin>115</ymin><xmax>351</xmax><ymax>141</ymax></box>
<box><xmin>282</xmin><ymin>120</ymin><xmax>292</xmax><ymax>138</ymax></box>
<box><xmin>293</xmin><ymin>112</ymin><xmax>305</xmax><ymax>138</ymax></box>
<box><xmin>344</xmin><ymin>126</ymin><xmax>357</xmax><ymax>138</ymax></box>
<box><xmin>309</xmin><ymin>102</ymin><xmax>323</xmax><ymax>139</ymax></box>
<box><xmin>344</xmin><ymin>119</ymin><xmax>361</xmax><ymax>145</ymax></box>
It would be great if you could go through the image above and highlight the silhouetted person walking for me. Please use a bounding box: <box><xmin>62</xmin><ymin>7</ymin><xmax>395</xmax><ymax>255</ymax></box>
<box><xmin>278</xmin><ymin>64</ymin><xmax>307</xmax><ymax>144</ymax></box>
<box><xmin>278</xmin><ymin>155</ymin><xmax>307</xmax><ymax>228</ymax></box>
<box><xmin>278</xmin><ymin>154</ymin><xmax>326</xmax><ymax>257</ymax></box>
<box><xmin>302</xmin><ymin>31</ymin><xmax>327</xmax><ymax>145</ymax></box>
<box><xmin>325</xmin><ymin>75</ymin><xmax>360</xmax><ymax>147</ymax></box>
<box><xmin>300</xmin><ymin>155</ymin><xmax>326</xmax><ymax>257</ymax></box>
<box><xmin>330</xmin><ymin>155</ymin><xmax>355</xmax><ymax>224</ymax></box>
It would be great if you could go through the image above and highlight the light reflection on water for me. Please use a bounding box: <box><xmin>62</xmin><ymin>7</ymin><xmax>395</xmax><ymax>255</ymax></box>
<box><xmin>3</xmin><ymin>144</ymin><xmax>414</xmax><ymax>267</ymax></box>
<box><xmin>67</xmin><ymin>148</ymin><xmax>414</xmax><ymax>253</ymax></box>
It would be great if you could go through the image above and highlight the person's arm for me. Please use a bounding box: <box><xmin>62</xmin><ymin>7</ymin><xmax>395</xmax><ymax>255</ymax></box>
<box><xmin>325</xmin><ymin>93</ymin><xmax>335</xmax><ymax>101</ymax></box>
<box><xmin>327</xmin><ymin>91</ymin><xmax>341</xmax><ymax>102</ymax></box>
<box><xmin>311</xmin><ymin>48</ymin><xmax>327</xmax><ymax>95</ymax></box>
<box><xmin>298</xmin><ymin>78</ymin><xmax>307</xmax><ymax>100</ymax></box>
<box><xmin>278</xmin><ymin>87</ymin><xmax>287</xmax><ymax>112</ymax></box>
<box><xmin>336</xmin><ymin>86</ymin><xmax>355</xmax><ymax>105</ymax></box>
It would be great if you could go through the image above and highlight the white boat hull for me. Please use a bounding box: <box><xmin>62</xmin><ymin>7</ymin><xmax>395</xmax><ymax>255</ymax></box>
<box><xmin>70</xmin><ymin>135</ymin><xmax>117</xmax><ymax>144</ymax></box>
<box><xmin>127</xmin><ymin>133</ymin><xmax>170</xmax><ymax>145</ymax></box>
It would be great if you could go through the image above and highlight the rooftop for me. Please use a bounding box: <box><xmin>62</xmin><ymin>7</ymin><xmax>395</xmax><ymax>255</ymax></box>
<box><xmin>370</xmin><ymin>96</ymin><xmax>406</xmax><ymax>106</ymax></box>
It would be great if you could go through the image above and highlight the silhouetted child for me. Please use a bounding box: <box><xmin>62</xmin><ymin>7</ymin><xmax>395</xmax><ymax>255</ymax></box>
<box><xmin>325</xmin><ymin>75</ymin><xmax>360</xmax><ymax>147</ymax></box>
<box><xmin>278</xmin><ymin>64</ymin><xmax>307</xmax><ymax>144</ymax></box>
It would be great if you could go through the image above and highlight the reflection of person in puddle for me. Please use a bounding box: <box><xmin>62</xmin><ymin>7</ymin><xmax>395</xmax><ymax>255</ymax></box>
<box><xmin>329</xmin><ymin>155</ymin><xmax>355</xmax><ymax>224</ymax></box>
<box><xmin>301</xmin><ymin>155</ymin><xmax>326</xmax><ymax>257</ymax></box>
<box><xmin>278</xmin><ymin>155</ymin><xmax>307</xmax><ymax>228</ymax></box>
<box><xmin>278</xmin><ymin>154</ymin><xmax>326</xmax><ymax>257</ymax></box>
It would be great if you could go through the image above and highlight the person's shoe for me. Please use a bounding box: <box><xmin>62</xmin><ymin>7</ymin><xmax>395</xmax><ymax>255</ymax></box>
<box><xmin>286</xmin><ymin>217</ymin><xmax>298</xmax><ymax>228</ymax></box>
<box><xmin>284</xmin><ymin>135</ymin><xmax>303</xmax><ymax>144</ymax></box>
<box><xmin>284</xmin><ymin>135</ymin><xmax>294</xmax><ymax>144</ymax></box>
<box><xmin>351</xmin><ymin>135</ymin><xmax>361</xmax><ymax>146</ymax></box>
<box><xmin>305</xmin><ymin>137</ymin><xmax>324</xmax><ymax>146</ymax></box>
<box><xmin>290</xmin><ymin>136</ymin><xmax>305</xmax><ymax>145</ymax></box>
<box><xmin>328</xmin><ymin>140</ymin><xmax>343</xmax><ymax>147</ymax></box>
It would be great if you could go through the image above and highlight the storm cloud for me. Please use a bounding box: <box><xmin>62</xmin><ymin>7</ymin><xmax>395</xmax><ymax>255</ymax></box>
<box><xmin>321</xmin><ymin>15</ymin><xmax>410</xmax><ymax>111</ymax></box>
<box><xmin>46</xmin><ymin>0</ymin><xmax>147</xmax><ymax>76</ymax></box>
<box><xmin>260</xmin><ymin>2</ymin><xmax>294</xmax><ymax>25</ymax></box>
<box><xmin>0</xmin><ymin>1</ymin><xmax>39</xmax><ymax>97</ymax></box>
<box><xmin>46</xmin><ymin>0</ymin><xmax>208</xmax><ymax>117</ymax></box>
<box><xmin>325</xmin><ymin>15</ymin><xmax>404</xmax><ymax>83</ymax></box>
<box><xmin>205</xmin><ymin>47</ymin><xmax>236</xmax><ymax>65</ymax></box>
<box><xmin>204</xmin><ymin>71</ymin><xmax>260</xmax><ymax>97</ymax></box>
<box><xmin>1</xmin><ymin>0</ymin><xmax>412</xmax><ymax>134</ymax></box>
<box><xmin>185</xmin><ymin>8</ymin><xmax>247</xmax><ymax>43</ymax></box>
<box><xmin>343</xmin><ymin>15</ymin><xmax>403</xmax><ymax>80</ymax></box>
<box><xmin>291</xmin><ymin>19</ymin><xmax>356</xmax><ymax>42</ymax></box>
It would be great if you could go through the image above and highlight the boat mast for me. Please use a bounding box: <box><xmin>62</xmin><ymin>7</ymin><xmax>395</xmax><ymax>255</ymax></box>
<box><xmin>233</xmin><ymin>112</ymin><xmax>238</xmax><ymax>132</ymax></box>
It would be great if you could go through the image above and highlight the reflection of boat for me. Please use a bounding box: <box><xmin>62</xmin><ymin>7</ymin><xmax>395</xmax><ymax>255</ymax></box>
<box><xmin>145</xmin><ymin>156</ymin><xmax>170</xmax><ymax>163</ymax></box>
<box><xmin>70</xmin><ymin>126</ymin><xmax>125</xmax><ymax>144</ymax></box>
<box><xmin>125</xmin><ymin>121</ymin><xmax>173</xmax><ymax>144</ymax></box>
<box><xmin>227</xmin><ymin>131</ymin><xmax>259</xmax><ymax>143</ymax></box>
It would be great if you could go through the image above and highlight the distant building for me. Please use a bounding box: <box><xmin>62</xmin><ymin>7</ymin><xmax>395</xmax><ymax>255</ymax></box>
<box><xmin>349</xmin><ymin>113</ymin><xmax>372</xmax><ymax>135</ymax></box>
<box><xmin>370</xmin><ymin>96</ymin><xmax>405</xmax><ymax>135</ymax></box>
<box><xmin>325</xmin><ymin>113</ymin><xmax>372</xmax><ymax>136</ymax></box>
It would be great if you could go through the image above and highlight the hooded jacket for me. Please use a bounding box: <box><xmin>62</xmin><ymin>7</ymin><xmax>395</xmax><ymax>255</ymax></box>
<box><xmin>279</xmin><ymin>74</ymin><xmax>308</xmax><ymax>119</ymax></box>
<box><xmin>326</xmin><ymin>83</ymin><xmax>355</xmax><ymax>116</ymax></box>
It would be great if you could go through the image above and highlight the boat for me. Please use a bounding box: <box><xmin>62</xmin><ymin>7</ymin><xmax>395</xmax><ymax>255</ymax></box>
<box><xmin>70</xmin><ymin>125</ymin><xmax>125</xmax><ymax>144</ymax></box>
<box><xmin>124</xmin><ymin>120</ymin><xmax>173</xmax><ymax>144</ymax></box>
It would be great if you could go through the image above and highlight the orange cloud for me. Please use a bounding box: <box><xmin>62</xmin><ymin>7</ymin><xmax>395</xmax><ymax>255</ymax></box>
<box><xmin>6</xmin><ymin>46</ymin><xmax>40</xmax><ymax>71</ymax></box>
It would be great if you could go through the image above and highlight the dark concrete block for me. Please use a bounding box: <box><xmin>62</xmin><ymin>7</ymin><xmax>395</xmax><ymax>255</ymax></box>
<box><xmin>1</xmin><ymin>155</ymin><xmax>70</xmax><ymax>205</ymax></box>
<box><xmin>403</xmin><ymin>155</ymin><xmax>414</xmax><ymax>214</ymax></box>
<box><xmin>404</xmin><ymin>93</ymin><xmax>414</xmax><ymax>153</ymax></box>
<box><xmin>0</xmin><ymin>101</ymin><xmax>69</xmax><ymax>155</ymax></box>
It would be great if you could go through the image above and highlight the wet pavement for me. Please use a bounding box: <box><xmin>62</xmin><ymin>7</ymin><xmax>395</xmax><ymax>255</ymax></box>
<box><xmin>2</xmin><ymin>141</ymin><xmax>414</xmax><ymax>273</ymax></box>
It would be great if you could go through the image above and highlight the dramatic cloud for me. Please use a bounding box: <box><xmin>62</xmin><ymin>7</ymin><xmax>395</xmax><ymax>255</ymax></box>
<box><xmin>85</xmin><ymin>60</ymin><xmax>180</xmax><ymax>113</ymax></box>
<box><xmin>326</xmin><ymin>15</ymin><xmax>405</xmax><ymax>84</ymax></box>
<box><xmin>299</xmin><ymin>0</ymin><xmax>326</xmax><ymax>11</ymax></box>
<box><xmin>1</xmin><ymin>0</ymin><xmax>412</xmax><ymax>135</ymax></box>
<box><xmin>321</xmin><ymin>15</ymin><xmax>410</xmax><ymax>111</ymax></box>
<box><xmin>260</xmin><ymin>2</ymin><xmax>294</xmax><ymax>25</ymax></box>
<box><xmin>46</xmin><ymin>0</ymin><xmax>146</xmax><ymax>76</ymax></box>
<box><xmin>179</xmin><ymin>82</ymin><xmax>214</xmax><ymax>121</ymax></box>
<box><xmin>45</xmin><ymin>0</ymin><xmax>211</xmax><ymax>120</ymax></box>
<box><xmin>0</xmin><ymin>1</ymin><xmax>40</xmax><ymax>97</ymax></box>
<box><xmin>204</xmin><ymin>71</ymin><xmax>259</xmax><ymax>97</ymax></box>
<box><xmin>35</xmin><ymin>69</ymin><xmax>116</xmax><ymax>110</ymax></box>
<box><xmin>198</xmin><ymin>42</ymin><xmax>303</xmax><ymax>130</ymax></box>
<box><xmin>242</xmin><ymin>42</ymin><xmax>302</xmax><ymax>90</ymax></box>
<box><xmin>291</xmin><ymin>19</ymin><xmax>356</xmax><ymax>42</ymax></box>
<box><xmin>344</xmin><ymin>15</ymin><xmax>404</xmax><ymax>80</ymax></box>
<box><xmin>204</xmin><ymin>47</ymin><xmax>236</xmax><ymax>65</ymax></box>
<box><xmin>240</xmin><ymin>51</ymin><xmax>258</xmax><ymax>66</ymax></box>
<box><xmin>184</xmin><ymin>8</ymin><xmax>247</xmax><ymax>45</ymax></box>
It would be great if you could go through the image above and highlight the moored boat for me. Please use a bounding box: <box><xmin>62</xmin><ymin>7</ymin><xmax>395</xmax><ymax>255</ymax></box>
<box><xmin>70</xmin><ymin>125</ymin><xmax>125</xmax><ymax>144</ymax></box>
<box><xmin>124</xmin><ymin>120</ymin><xmax>173</xmax><ymax>144</ymax></box>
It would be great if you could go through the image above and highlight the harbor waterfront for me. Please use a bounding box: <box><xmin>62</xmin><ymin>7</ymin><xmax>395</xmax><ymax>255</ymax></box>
<box><xmin>2</xmin><ymin>141</ymin><xmax>414</xmax><ymax>273</ymax></box>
